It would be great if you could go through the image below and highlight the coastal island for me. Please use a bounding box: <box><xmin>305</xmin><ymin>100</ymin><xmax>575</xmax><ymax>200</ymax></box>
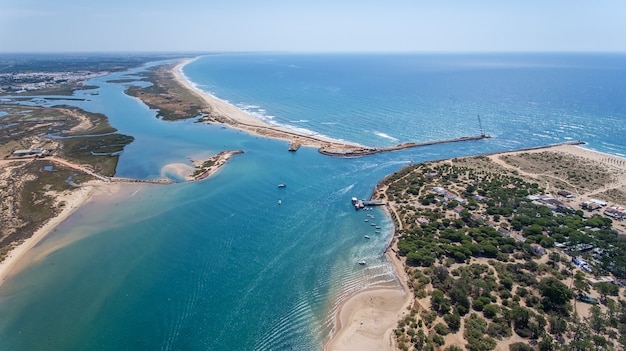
<box><xmin>186</xmin><ymin>150</ymin><xmax>244</xmax><ymax>182</ymax></box>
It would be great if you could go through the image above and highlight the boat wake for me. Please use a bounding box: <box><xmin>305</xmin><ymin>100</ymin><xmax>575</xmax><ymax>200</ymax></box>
<box><xmin>335</xmin><ymin>183</ymin><xmax>355</xmax><ymax>196</ymax></box>
<box><xmin>372</xmin><ymin>131</ymin><xmax>399</xmax><ymax>142</ymax></box>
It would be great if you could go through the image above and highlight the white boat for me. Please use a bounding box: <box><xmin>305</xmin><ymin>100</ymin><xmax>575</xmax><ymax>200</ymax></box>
<box><xmin>358</xmin><ymin>261</ymin><xmax>366</xmax><ymax>265</ymax></box>
<box><xmin>278</xmin><ymin>199</ymin><xmax>282</xmax><ymax>205</ymax></box>
<box><xmin>278</xmin><ymin>183</ymin><xmax>286</xmax><ymax>188</ymax></box>
<box><xmin>364</xmin><ymin>235</ymin><xmax>370</xmax><ymax>239</ymax></box>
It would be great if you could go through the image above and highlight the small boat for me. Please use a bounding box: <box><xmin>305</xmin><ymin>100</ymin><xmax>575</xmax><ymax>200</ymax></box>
<box><xmin>358</xmin><ymin>261</ymin><xmax>366</xmax><ymax>265</ymax></box>
<box><xmin>364</xmin><ymin>219</ymin><xmax>369</xmax><ymax>222</ymax></box>
<box><xmin>278</xmin><ymin>199</ymin><xmax>282</xmax><ymax>205</ymax></box>
<box><xmin>364</xmin><ymin>235</ymin><xmax>370</xmax><ymax>239</ymax></box>
<box><xmin>278</xmin><ymin>183</ymin><xmax>286</xmax><ymax>188</ymax></box>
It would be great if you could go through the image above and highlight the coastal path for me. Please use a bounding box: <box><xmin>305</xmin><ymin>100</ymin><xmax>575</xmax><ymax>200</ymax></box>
<box><xmin>42</xmin><ymin>157</ymin><xmax>174</xmax><ymax>185</ymax></box>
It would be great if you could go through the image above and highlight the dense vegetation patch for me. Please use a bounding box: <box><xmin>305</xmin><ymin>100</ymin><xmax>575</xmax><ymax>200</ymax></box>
<box><xmin>381</xmin><ymin>157</ymin><xmax>626</xmax><ymax>350</ymax></box>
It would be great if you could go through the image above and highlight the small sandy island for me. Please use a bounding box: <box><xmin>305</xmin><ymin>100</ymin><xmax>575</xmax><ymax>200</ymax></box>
<box><xmin>186</xmin><ymin>150</ymin><xmax>244</xmax><ymax>181</ymax></box>
<box><xmin>0</xmin><ymin>148</ymin><xmax>242</xmax><ymax>288</ymax></box>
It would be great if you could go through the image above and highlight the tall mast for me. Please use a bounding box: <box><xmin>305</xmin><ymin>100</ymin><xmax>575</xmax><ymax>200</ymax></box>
<box><xmin>477</xmin><ymin>114</ymin><xmax>485</xmax><ymax>137</ymax></box>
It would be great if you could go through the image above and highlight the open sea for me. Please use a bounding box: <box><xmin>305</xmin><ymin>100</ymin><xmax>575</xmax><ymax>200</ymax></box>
<box><xmin>0</xmin><ymin>53</ymin><xmax>625</xmax><ymax>351</ymax></box>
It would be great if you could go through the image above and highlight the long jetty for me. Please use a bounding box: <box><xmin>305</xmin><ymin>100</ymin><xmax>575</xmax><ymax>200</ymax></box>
<box><xmin>109</xmin><ymin>177</ymin><xmax>173</xmax><ymax>184</ymax></box>
<box><xmin>319</xmin><ymin>134</ymin><xmax>492</xmax><ymax>157</ymax></box>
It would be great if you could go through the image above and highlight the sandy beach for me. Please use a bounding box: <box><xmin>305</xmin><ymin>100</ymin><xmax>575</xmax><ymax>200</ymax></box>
<box><xmin>326</xmin><ymin>249</ymin><xmax>412</xmax><ymax>351</ymax></box>
<box><xmin>171</xmin><ymin>59</ymin><xmax>367</xmax><ymax>153</ymax></box>
<box><xmin>0</xmin><ymin>182</ymin><xmax>97</xmax><ymax>287</ymax></box>
<box><xmin>0</xmin><ymin>180</ymin><xmax>146</xmax><ymax>289</ymax></box>
<box><xmin>173</xmin><ymin>59</ymin><xmax>270</xmax><ymax>129</ymax></box>
<box><xmin>325</xmin><ymin>201</ymin><xmax>412</xmax><ymax>351</ymax></box>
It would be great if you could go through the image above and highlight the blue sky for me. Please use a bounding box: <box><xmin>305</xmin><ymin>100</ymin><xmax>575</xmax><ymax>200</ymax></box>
<box><xmin>1</xmin><ymin>0</ymin><xmax>625</xmax><ymax>52</ymax></box>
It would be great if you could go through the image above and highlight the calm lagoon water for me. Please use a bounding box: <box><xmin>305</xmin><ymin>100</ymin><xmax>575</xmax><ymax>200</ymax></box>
<box><xmin>0</xmin><ymin>53</ymin><xmax>625</xmax><ymax>350</ymax></box>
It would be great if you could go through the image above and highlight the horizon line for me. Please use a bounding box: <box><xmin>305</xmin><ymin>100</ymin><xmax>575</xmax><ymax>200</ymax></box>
<box><xmin>1</xmin><ymin>50</ymin><xmax>626</xmax><ymax>55</ymax></box>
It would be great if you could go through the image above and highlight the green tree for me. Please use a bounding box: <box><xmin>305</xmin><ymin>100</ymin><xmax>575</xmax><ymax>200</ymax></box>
<box><xmin>548</xmin><ymin>315</ymin><xmax>567</xmax><ymax>336</ymax></box>
<box><xmin>406</xmin><ymin>249</ymin><xmax>436</xmax><ymax>267</ymax></box>
<box><xmin>524</xmin><ymin>224</ymin><xmax>543</xmax><ymax>237</ymax></box>
<box><xmin>573</xmin><ymin>271</ymin><xmax>590</xmax><ymax>295</ymax></box>
<box><xmin>538</xmin><ymin>277</ymin><xmax>573</xmax><ymax>315</ymax></box>
<box><xmin>483</xmin><ymin>304</ymin><xmax>499</xmax><ymax>319</ymax></box>
<box><xmin>432</xmin><ymin>333</ymin><xmax>445</xmax><ymax>346</ymax></box>
<box><xmin>595</xmin><ymin>281</ymin><xmax>619</xmax><ymax>299</ymax></box>
<box><xmin>444</xmin><ymin>313</ymin><xmax>461</xmax><ymax>331</ymax></box>
<box><xmin>509</xmin><ymin>342</ymin><xmax>534</xmax><ymax>351</ymax></box>
<box><xmin>473</xmin><ymin>296</ymin><xmax>492</xmax><ymax>311</ymax></box>
<box><xmin>500</xmin><ymin>277</ymin><xmax>514</xmax><ymax>291</ymax></box>
<box><xmin>588</xmin><ymin>305</ymin><xmax>606</xmax><ymax>334</ymax></box>
<box><xmin>538</xmin><ymin>334</ymin><xmax>555</xmax><ymax>351</ymax></box>
<box><xmin>464</xmin><ymin>313</ymin><xmax>497</xmax><ymax>351</ymax></box>
<box><xmin>434</xmin><ymin>322</ymin><xmax>450</xmax><ymax>335</ymax></box>
<box><xmin>431</xmin><ymin>289</ymin><xmax>451</xmax><ymax>315</ymax></box>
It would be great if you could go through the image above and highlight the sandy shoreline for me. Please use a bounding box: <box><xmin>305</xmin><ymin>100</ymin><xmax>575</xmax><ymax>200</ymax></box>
<box><xmin>173</xmin><ymin>59</ymin><xmax>270</xmax><ymax>129</ymax></box>
<box><xmin>325</xmin><ymin>200</ymin><xmax>411</xmax><ymax>351</ymax></box>
<box><xmin>325</xmin><ymin>247</ymin><xmax>412</xmax><ymax>351</ymax></box>
<box><xmin>0</xmin><ymin>181</ymin><xmax>139</xmax><ymax>288</ymax></box>
<box><xmin>0</xmin><ymin>182</ymin><xmax>97</xmax><ymax>287</ymax></box>
<box><xmin>171</xmin><ymin>59</ymin><xmax>367</xmax><ymax>152</ymax></box>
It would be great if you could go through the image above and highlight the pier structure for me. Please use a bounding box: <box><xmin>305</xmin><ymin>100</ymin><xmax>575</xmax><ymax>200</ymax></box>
<box><xmin>320</xmin><ymin>134</ymin><xmax>491</xmax><ymax>158</ymax></box>
<box><xmin>288</xmin><ymin>141</ymin><xmax>301</xmax><ymax>152</ymax></box>
<box><xmin>109</xmin><ymin>177</ymin><xmax>173</xmax><ymax>184</ymax></box>
<box><xmin>351</xmin><ymin>196</ymin><xmax>386</xmax><ymax>210</ymax></box>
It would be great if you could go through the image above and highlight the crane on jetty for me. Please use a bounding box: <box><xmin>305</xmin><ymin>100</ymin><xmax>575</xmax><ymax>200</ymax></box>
<box><xmin>477</xmin><ymin>114</ymin><xmax>487</xmax><ymax>138</ymax></box>
<box><xmin>318</xmin><ymin>114</ymin><xmax>491</xmax><ymax>157</ymax></box>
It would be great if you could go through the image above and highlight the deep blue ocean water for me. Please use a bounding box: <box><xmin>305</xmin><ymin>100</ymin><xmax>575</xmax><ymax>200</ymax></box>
<box><xmin>0</xmin><ymin>53</ymin><xmax>625</xmax><ymax>351</ymax></box>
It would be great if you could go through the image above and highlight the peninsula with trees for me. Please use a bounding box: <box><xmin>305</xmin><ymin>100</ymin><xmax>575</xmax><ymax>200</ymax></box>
<box><xmin>372</xmin><ymin>145</ymin><xmax>626</xmax><ymax>351</ymax></box>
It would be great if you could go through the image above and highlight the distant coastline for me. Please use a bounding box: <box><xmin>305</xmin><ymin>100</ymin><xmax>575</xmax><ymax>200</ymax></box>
<box><xmin>172</xmin><ymin>58</ymin><xmax>494</xmax><ymax>158</ymax></box>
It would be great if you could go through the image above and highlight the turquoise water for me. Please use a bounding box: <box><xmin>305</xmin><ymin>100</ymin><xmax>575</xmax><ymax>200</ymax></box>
<box><xmin>0</xmin><ymin>53</ymin><xmax>625</xmax><ymax>350</ymax></box>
